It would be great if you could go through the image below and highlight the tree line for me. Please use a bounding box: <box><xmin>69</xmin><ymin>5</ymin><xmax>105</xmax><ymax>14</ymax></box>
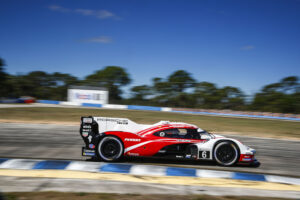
<box><xmin>0</xmin><ymin>58</ymin><xmax>299</xmax><ymax>114</ymax></box>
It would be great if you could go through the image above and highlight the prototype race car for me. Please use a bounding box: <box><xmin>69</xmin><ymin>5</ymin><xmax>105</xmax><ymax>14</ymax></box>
<box><xmin>80</xmin><ymin>116</ymin><xmax>259</xmax><ymax>166</ymax></box>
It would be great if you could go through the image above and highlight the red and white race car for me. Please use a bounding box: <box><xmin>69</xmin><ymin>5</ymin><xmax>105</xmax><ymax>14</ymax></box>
<box><xmin>80</xmin><ymin>116</ymin><xmax>259</xmax><ymax>166</ymax></box>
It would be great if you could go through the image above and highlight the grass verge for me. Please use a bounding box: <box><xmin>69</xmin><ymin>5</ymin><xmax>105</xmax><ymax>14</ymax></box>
<box><xmin>2</xmin><ymin>192</ymin><xmax>295</xmax><ymax>200</ymax></box>
<box><xmin>0</xmin><ymin>107</ymin><xmax>299</xmax><ymax>139</ymax></box>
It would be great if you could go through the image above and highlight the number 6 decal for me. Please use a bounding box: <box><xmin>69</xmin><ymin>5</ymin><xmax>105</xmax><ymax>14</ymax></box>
<box><xmin>199</xmin><ymin>151</ymin><xmax>210</xmax><ymax>159</ymax></box>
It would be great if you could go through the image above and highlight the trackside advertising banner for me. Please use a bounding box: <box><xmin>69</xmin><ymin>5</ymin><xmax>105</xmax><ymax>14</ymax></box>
<box><xmin>68</xmin><ymin>89</ymin><xmax>109</xmax><ymax>104</ymax></box>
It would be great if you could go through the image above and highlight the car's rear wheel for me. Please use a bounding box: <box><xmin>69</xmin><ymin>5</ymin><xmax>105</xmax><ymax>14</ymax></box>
<box><xmin>214</xmin><ymin>141</ymin><xmax>239</xmax><ymax>166</ymax></box>
<box><xmin>98</xmin><ymin>136</ymin><xmax>123</xmax><ymax>162</ymax></box>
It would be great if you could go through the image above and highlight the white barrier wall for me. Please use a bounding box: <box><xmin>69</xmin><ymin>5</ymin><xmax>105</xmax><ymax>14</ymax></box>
<box><xmin>68</xmin><ymin>88</ymin><xmax>108</xmax><ymax>104</ymax></box>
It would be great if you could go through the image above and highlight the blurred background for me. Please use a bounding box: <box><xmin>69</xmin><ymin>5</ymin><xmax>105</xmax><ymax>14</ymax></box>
<box><xmin>0</xmin><ymin>0</ymin><xmax>300</xmax><ymax>199</ymax></box>
<box><xmin>0</xmin><ymin>0</ymin><xmax>299</xmax><ymax>114</ymax></box>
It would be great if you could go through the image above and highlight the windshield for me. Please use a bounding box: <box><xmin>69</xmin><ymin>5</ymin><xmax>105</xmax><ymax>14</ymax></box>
<box><xmin>197</xmin><ymin>130</ymin><xmax>215</xmax><ymax>139</ymax></box>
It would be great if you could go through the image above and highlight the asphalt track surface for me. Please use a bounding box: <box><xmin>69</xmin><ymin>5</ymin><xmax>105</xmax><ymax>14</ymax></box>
<box><xmin>0</xmin><ymin>122</ymin><xmax>299</xmax><ymax>177</ymax></box>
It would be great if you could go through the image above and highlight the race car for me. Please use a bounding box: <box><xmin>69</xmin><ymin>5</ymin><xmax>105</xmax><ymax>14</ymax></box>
<box><xmin>80</xmin><ymin>116</ymin><xmax>259</xmax><ymax>166</ymax></box>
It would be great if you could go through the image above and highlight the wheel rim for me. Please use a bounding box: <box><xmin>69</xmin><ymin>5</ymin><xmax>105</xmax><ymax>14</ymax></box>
<box><xmin>215</xmin><ymin>143</ymin><xmax>238</xmax><ymax>165</ymax></box>
<box><xmin>99</xmin><ymin>137</ymin><xmax>122</xmax><ymax>161</ymax></box>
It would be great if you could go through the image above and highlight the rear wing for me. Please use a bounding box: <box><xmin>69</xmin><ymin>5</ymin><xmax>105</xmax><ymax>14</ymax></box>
<box><xmin>81</xmin><ymin>116</ymin><xmax>151</xmax><ymax>134</ymax></box>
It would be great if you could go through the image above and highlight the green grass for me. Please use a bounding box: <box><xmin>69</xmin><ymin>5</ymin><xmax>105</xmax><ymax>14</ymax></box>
<box><xmin>0</xmin><ymin>107</ymin><xmax>299</xmax><ymax>139</ymax></box>
<box><xmin>3</xmin><ymin>192</ymin><xmax>294</xmax><ymax>200</ymax></box>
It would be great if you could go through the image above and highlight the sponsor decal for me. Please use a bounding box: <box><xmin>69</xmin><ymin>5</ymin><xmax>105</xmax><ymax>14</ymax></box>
<box><xmin>83</xmin><ymin>152</ymin><xmax>95</xmax><ymax>156</ymax></box>
<box><xmin>128</xmin><ymin>152</ymin><xmax>139</xmax><ymax>156</ymax></box>
<box><xmin>83</xmin><ymin>118</ymin><xmax>93</xmax><ymax>123</ymax></box>
<box><xmin>240</xmin><ymin>154</ymin><xmax>253</xmax><ymax>162</ymax></box>
<box><xmin>89</xmin><ymin>144</ymin><xmax>95</xmax><ymax>149</ymax></box>
<box><xmin>96</xmin><ymin>118</ymin><xmax>128</xmax><ymax>125</ymax></box>
<box><xmin>82</xmin><ymin>132</ymin><xmax>88</xmax><ymax>137</ymax></box>
<box><xmin>84</xmin><ymin>149</ymin><xmax>95</xmax><ymax>153</ymax></box>
<box><xmin>83</xmin><ymin>125</ymin><xmax>91</xmax><ymax>129</ymax></box>
<box><xmin>124</xmin><ymin>138</ymin><xmax>141</xmax><ymax>142</ymax></box>
<box><xmin>88</xmin><ymin>135</ymin><xmax>92</xmax><ymax>143</ymax></box>
<box><xmin>76</xmin><ymin>93</ymin><xmax>92</xmax><ymax>100</ymax></box>
<box><xmin>124</xmin><ymin>141</ymin><xmax>153</xmax><ymax>153</ymax></box>
<box><xmin>82</xmin><ymin>148</ymin><xmax>96</xmax><ymax>156</ymax></box>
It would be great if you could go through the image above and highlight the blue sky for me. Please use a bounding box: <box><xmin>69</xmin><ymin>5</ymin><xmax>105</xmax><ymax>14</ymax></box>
<box><xmin>1</xmin><ymin>0</ymin><xmax>300</xmax><ymax>96</ymax></box>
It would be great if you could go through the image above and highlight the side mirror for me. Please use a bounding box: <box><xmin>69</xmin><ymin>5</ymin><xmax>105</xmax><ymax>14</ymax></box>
<box><xmin>201</xmin><ymin>134</ymin><xmax>211</xmax><ymax>140</ymax></box>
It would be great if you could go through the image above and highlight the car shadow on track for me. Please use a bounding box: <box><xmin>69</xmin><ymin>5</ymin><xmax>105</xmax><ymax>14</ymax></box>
<box><xmin>87</xmin><ymin>156</ymin><xmax>260</xmax><ymax>169</ymax></box>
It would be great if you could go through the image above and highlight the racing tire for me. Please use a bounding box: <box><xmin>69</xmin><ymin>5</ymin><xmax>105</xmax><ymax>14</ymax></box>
<box><xmin>213</xmin><ymin>141</ymin><xmax>239</xmax><ymax>166</ymax></box>
<box><xmin>98</xmin><ymin>136</ymin><xmax>124</xmax><ymax>162</ymax></box>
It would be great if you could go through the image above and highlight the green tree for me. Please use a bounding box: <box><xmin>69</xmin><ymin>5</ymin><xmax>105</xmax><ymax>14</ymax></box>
<box><xmin>168</xmin><ymin>92</ymin><xmax>196</xmax><ymax>108</ymax></box>
<box><xmin>131</xmin><ymin>85</ymin><xmax>152</xmax><ymax>100</ymax></box>
<box><xmin>193</xmin><ymin>83</ymin><xmax>245</xmax><ymax>110</ymax></box>
<box><xmin>194</xmin><ymin>82</ymin><xmax>220</xmax><ymax>108</ymax></box>
<box><xmin>0</xmin><ymin>58</ymin><xmax>8</xmax><ymax>97</ymax></box>
<box><xmin>167</xmin><ymin>70</ymin><xmax>195</xmax><ymax>93</ymax></box>
<box><xmin>280</xmin><ymin>76</ymin><xmax>299</xmax><ymax>93</ymax></box>
<box><xmin>84</xmin><ymin>66</ymin><xmax>131</xmax><ymax>102</ymax></box>
<box><xmin>151</xmin><ymin>77</ymin><xmax>172</xmax><ymax>105</ymax></box>
<box><xmin>152</xmin><ymin>77</ymin><xmax>171</xmax><ymax>95</ymax></box>
<box><xmin>4</xmin><ymin>71</ymin><xmax>78</xmax><ymax>100</ymax></box>
<box><xmin>49</xmin><ymin>72</ymin><xmax>79</xmax><ymax>100</ymax></box>
<box><xmin>250</xmin><ymin>76</ymin><xmax>299</xmax><ymax>113</ymax></box>
<box><xmin>150</xmin><ymin>70</ymin><xmax>195</xmax><ymax>106</ymax></box>
<box><xmin>15</xmin><ymin>71</ymin><xmax>54</xmax><ymax>99</ymax></box>
<box><xmin>0</xmin><ymin>58</ymin><xmax>6</xmax><ymax>81</ymax></box>
<box><xmin>218</xmin><ymin>86</ymin><xmax>245</xmax><ymax>110</ymax></box>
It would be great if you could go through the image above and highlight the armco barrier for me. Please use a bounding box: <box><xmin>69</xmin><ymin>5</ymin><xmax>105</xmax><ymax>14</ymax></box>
<box><xmin>127</xmin><ymin>105</ymin><xmax>162</xmax><ymax>111</ymax></box>
<box><xmin>81</xmin><ymin>103</ymin><xmax>102</xmax><ymax>108</ymax></box>
<box><xmin>102</xmin><ymin>104</ymin><xmax>127</xmax><ymax>109</ymax></box>
<box><xmin>0</xmin><ymin>99</ymin><xmax>20</xmax><ymax>103</ymax></box>
<box><xmin>172</xmin><ymin>110</ymin><xmax>300</xmax><ymax>121</ymax></box>
<box><xmin>0</xmin><ymin>158</ymin><xmax>300</xmax><ymax>185</ymax></box>
<box><xmin>0</xmin><ymin>98</ymin><xmax>34</xmax><ymax>104</ymax></box>
<box><xmin>60</xmin><ymin>101</ymin><xmax>81</xmax><ymax>106</ymax></box>
<box><xmin>37</xmin><ymin>100</ymin><xmax>60</xmax><ymax>104</ymax></box>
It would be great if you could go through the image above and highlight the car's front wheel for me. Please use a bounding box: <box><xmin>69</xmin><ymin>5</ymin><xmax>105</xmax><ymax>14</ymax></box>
<box><xmin>214</xmin><ymin>141</ymin><xmax>239</xmax><ymax>166</ymax></box>
<box><xmin>98</xmin><ymin>136</ymin><xmax>124</xmax><ymax>162</ymax></box>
